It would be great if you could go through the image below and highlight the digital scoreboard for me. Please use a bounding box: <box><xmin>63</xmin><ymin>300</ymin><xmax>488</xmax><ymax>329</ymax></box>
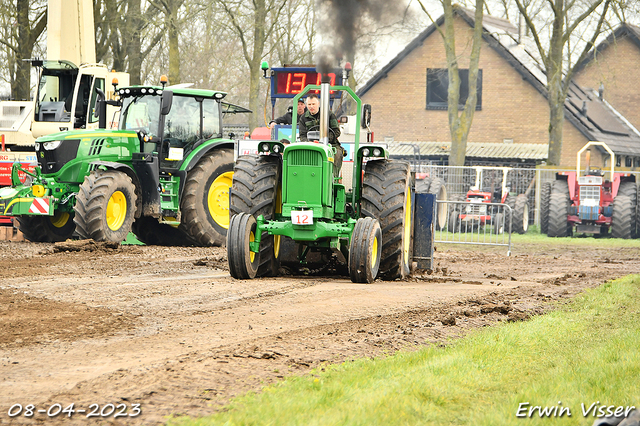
<box><xmin>270</xmin><ymin>67</ymin><xmax>343</xmax><ymax>99</ymax></box>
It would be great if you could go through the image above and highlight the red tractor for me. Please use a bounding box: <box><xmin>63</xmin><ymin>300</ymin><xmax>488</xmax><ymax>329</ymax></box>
<box><xmin>542</xmin><ymin>141</ymin><xmax>637</xmax><ymax>238</ymax></box>
<box><xmin>448</xmin><ymin>167</ymin><xmax>529</xmax><ymax>234</ymax></box>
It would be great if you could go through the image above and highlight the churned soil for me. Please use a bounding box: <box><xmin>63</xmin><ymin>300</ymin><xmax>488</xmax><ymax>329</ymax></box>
<box><xmin>0</xmin><ymin>238</ymin><xmax>638</xmax><ymax>425</ymax></box>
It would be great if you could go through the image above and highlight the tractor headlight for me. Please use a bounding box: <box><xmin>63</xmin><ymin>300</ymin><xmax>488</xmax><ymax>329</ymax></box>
<box><xmin>273</xmin><ymin>145</ymin><xmax>280</xmax><ymax>153</ymax></box>
<box><xmin>42</xmin><ymin>141</ymin><xmax>61</xmax><ymax>150</ymax></box>
<box><xmin>261</xmin><ymin>143</ymin><xmax>270</xmax><ymax>152</ymax></box>
<box><xmin>141</xmin><ymin>88</ymin><xmax>147</xmax><ymax>94</ymax></box>
<box><xmin>362</xmin><ymin>148</ymin><xmax>370</xmax><ymax>157</ymax></box>
<box><xmin>373</xmin><ymin>148</ymin><xmax>382</xmax><ymax>157</ymax></box>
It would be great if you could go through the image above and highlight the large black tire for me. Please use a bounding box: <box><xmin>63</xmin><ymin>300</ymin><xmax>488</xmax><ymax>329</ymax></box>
<box><xmin>415</xmin><ymin>178</ymin><xmax>431</xmax><ymax>194</ymax></box>
<box><xmin>427</xmin><ymin>177</ymin><xmax>448</xmax><ymax>231</ymax></box>
<box><xmin>552</xmin><ymin>179</ymin><xmax>570</xmax><ymax>197</ymax></box>
<box><xmin>512</xmin><ymin>194</ymin><xmax>529</xmax><ymax>234</ymax></box>
<box><xmin>348</xmin><ymin>217</ymin><xmax>382</xmax><ymax>284</ymax></box>
<box><xmin>447</xmin><ymin>193</ymin><xmax>465</xmax><ymax>233</ymax></box>
<box><xmin>74</xmin><ymin>170</ymin><xmax>137</xmax><ymax>243</ymax></box>
<box><xmin>229</xmin><ymin>155</ymin><xmax>282</xmax><ymax>277</ymax></box>
<box><xmin>547</xmin><ymin>190</ymin><xmax>571</xmax><ymax>237</ymax></box>
<box><xmin>361</xmin><ymin>159</ymin><xmax>412</xmax><ymax>280</ymax></box>
<box><xmin>180</xmin><ymin>148</ymin><xmax>234</xmax><ymax>247</ymax></box>
<box><xmin>493</xmin><ymin>212</ymin><xmax>504</xmax><ymax>235</ymax></box>
<box><xmin>611</xmin><ymin>195</ymin><xmax>635</xmax><ymax>239</ymax></box>
<box><xmin>132</xmin><ymin>216</ymin><xmax>192</xmax><ymax>246</ymax></box>
<box><xmin>227</xmin><ymin>213</ymin><xmax>259</xmax><ymax>279</ymax></box>
<box><xmin>539</xmin><ymin>182</ymin><xmax>552</xmax><ymax>234</ymax></box>
<box><xmin>17</xmin><ymin>211</ymin><xmax>76</xmax><ymax>243</ymax></box>
<box><xmin>618</xmin><ymin>181</ymin><xmax>637</xmax><ymax>200</ymax></box>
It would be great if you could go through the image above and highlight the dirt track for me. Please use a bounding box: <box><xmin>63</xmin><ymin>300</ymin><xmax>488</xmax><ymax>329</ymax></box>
<box><xmin>1</xmin><ymin>238</ymin><xmax>639</xmax><ymax>425</ymax></box>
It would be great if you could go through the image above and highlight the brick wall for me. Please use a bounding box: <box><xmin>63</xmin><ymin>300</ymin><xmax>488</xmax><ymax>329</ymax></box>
<box><xmin>574</xmin><ymin>36</ymin><xmax>640</xmax><ymax>131</ymax></box>
<box><xmin>360</xmin><ymin>16</ymin><xmax>590</xmax><ymax>168</ymax></box>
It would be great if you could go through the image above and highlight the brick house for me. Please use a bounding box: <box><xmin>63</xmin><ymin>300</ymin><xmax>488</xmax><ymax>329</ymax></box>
<box><xmin>357</xmin><ymin>7</ymin><xmax>640</xmax><ymax>169</ymax></box>
<box><xmin>574</xmin><ymin>24</ymin><xmax>640</xmax><ymax>133</ymax></box>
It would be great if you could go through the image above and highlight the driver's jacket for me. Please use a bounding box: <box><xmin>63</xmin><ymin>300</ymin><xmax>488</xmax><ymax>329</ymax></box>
<box><xmin>299</xmin><ymin>109</ymin><xmax>341</xmax><ymax>148</ymax></box>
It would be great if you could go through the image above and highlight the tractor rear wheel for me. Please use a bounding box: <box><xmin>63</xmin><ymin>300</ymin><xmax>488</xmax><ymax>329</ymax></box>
<box><xmin>227</xmin><ymin>212</ymin><xmax>259</xmax><ymax>279</ymax></box>
<box><xmin>229</xmin><ymin>155</ymin><xmax>282</xmax><ymax>277</ymax></box>
<box><xmin>618</xmin><ymin>181</ymin><xmax>637</xmax><ymax>200</ymax></box>
<box><xmin>415</xmin><ymin>178</ymin><xmax>431</xmax><ymax>194</ymax></box>
<box><xmin>74</xmin><ymin>170</ymin><xmax>137</xmax><ymax>243</ymax></box>
<box><xmin>348</xmin><ymin>217</ymin><xmax>382</xmax><ymax>283</ymax></box>
<box><xmin>447</xmin><ymin>193</ymin><xmax>464</xmax><ymax>233</ymax></box>
<box><xmin>17</xmin><ymin>211</ymin><xmax>76</xmax><ymax>242</ymax></box>
<box><xmin>132</xmin><ymin>216</ymin><xmax>192</xmax><ymax>246</ymax></box>
<box><xmin>361</xmin><ymin>159</ymin><xmax>412</xmax><ymax>280</ymax></box>
<box><xmin>611</xmin><ymin>195</ymin><xmax>635</xmax><ymax>239</ymax></box>
<box><xmin>512</xmin><ymin>194</ymin><xmax>529</xmax><ymax>234</ymax></box>
<box><xmin>547</xmin><ymin>190</ymin><xmax>571</xmax><ymax>237</ymax></box>
<box><xmin>180</xmin><ymin>148</ymin><xmax>234</xmax><ymax>246</ymax></box>
<box><xmin>539</xmin><ymin>182</ymin><xmax>552</xmax><ymax>234</ymax></box>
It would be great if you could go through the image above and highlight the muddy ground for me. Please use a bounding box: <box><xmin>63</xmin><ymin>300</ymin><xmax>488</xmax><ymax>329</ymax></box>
<box><xmin>0</xmin><ymin>238</ymin><xmax>639</xmax><ymax>425</ymax></box>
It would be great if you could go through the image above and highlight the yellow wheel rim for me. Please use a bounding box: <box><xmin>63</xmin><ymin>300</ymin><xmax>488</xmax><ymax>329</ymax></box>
<box><xmin>208</xmin><ymin>171</ymin><xmax>234</xmax><ymax>229</ymax></box>
<box><xmin>371</xmin><ymin>235</ymin><xmax>378</xmax><ymax>269</ymax></box>
<box><xmin>50</xmin><ymin>211</ymin><xmax>70</xmax><ymax>228</ymax></box>
<box><xmin>249</xmin><ymin>231</ymin><xmax>256</xmax><ymax>263</ymax></box>
<box><xmin>403</xmin><ymin>191</ymin><xmax>411</xmax><ymax>266</ymax></box>
<box><xmin>107</xmin><ymin>191</ymin><xmax>127</xmax><ymax>231</ymax></box>
<box><xmin>274</xmin><ymin>185</ymin><xmax>282</xmax><ymax>258</ymax></box>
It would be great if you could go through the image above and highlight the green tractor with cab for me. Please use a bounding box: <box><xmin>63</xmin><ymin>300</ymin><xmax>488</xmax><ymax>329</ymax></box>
<box><xmin>227</xmin><ymin>73</ymin><xmax>417</xmax><ymax>283</ymax></box>
<box><xmin>0</xmin><ymin>77</ymin><xmax>247</xmax><ymax>245</ymax></box>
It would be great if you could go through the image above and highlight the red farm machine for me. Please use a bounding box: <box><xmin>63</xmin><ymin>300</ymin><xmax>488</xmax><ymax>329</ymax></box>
<box><xmin>448</xmin><ymin>167</ymin><xmax>530</xmax><ymax>235</ymax></box>
<box><xmin>541</xmin><ymin>141</ymin><xmax>638</xmax><ymax>238</ymax></box>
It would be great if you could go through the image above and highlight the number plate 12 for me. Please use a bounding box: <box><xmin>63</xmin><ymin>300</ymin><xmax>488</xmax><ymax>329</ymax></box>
<box><xmin>291</xmin><ymin>210</ymin><xmax>313</xmax><ymax>225</ymax></box>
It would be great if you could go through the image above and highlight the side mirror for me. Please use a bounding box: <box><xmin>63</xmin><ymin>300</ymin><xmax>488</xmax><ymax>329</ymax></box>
<box><xmin>94</xmin><ymin>88</ymin><xmax>105</xmax><ymax>119</ymax></box>
<box><xmin>361</xmin><ymin>104</ymin><xmax>371</xmax><ymax>128</ymax></box>
<box><xmin>161</xmin><ymin>90</ymin><xmax>173</xmax><ymax>115</ymax></box>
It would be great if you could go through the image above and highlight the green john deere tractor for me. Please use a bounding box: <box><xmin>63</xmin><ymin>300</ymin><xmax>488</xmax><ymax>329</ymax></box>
<box><xmin>227</xmin><ymin>74</ymin><xmax>415</xmax><ymax>283</ymax></box>
<box><xmin>0</xmin><ymin>78</ymin><xmax>248</xmax><ymax>245</ymax></box>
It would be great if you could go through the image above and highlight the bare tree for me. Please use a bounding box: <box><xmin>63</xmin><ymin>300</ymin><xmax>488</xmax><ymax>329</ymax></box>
<box><xmin>514</xmin><ymin>0</ymin><xmax>612</xmax><ymax>165</ymax></box>
<box><xmin>419</xmin><ymin>0</ymin><xmax>484</xmax><ymax>168</ymax></box>
<box><xmin>215</xmin><ymin>0</ymin><xmax>287</xmax><ymax>131</ymax></box>
<box><xmin>0</xmin><ymin>0</ymin><xmax>47</xmax><ymax>100</ymax></box>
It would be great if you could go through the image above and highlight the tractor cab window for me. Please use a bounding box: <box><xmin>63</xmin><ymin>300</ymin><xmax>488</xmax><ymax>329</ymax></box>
<box><xmin>202</xmin><ymin>99</ymin><xmax>220</xmax><ymax>139</ymax></box>
<box><xmin>120</xmin><ymin>95</ymin><xmax>161</xmax><ymax>152</ymax></box>
<box><xmin>73</xmin><ymin>74</ymin><xmax>93</xmax><ymax>128</ymax></box>
<box><xmin>34</xmin><ymin>68</ymin><xmax>78</xmax><ymax>122</ymax></box>
<box><xmin>88</xmin><ymin>77</ymin><xmax>105</xmax><ymax>124</ymax></box>
<box><xmin>164</xmin><ymin>95</ymin><xmax>201</xmax><ymax>148</ymax></box>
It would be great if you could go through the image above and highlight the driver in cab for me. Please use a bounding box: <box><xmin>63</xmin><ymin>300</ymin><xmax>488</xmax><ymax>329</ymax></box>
<box><xmin>298</xmin><ymin>94</ymin><xmax>343</xmax><ymax>177</ymax></box>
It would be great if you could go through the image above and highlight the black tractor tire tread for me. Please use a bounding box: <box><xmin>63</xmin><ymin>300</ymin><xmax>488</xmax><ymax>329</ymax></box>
<box><xmin>73</xmin><ymin>170</ymin><xmax>137</xmax><ymax>243</ymax></box>
<box><xmin>349</xmin><ymin>217</ymin><xmax>382</xmax><ymax>284</ymax></box>
<box><xmin>539</xmin><ymin>182</ymin><xmax>552</xmax><ymax>234</ymax></box>
<box><xmin>415</xmin><ymin>178</ymin><xmax>431</xmax><ymax>194</ymax></box>
<box><xmin>618</xmin><ymin>181</ymin><xmax>637</xmax><ymax>201</ymax></box>
<box><xmin>547</xmin><ymin>190</ymin><xmax>571</xmax><ymax>237</ymax></box>
<box><xmin>427</xmin><ymin>177</ymin><xmax>448</xmax><ymax>230</ymax></box>
<box><xmin>229</xmin><ymin>155</ymin><xmax>281</xmax><ymax>277</ymax></box>
<box><xmin>361</xmin><ymin>159</ymin><xmax>412</xmax><ymax>280</ymax></box>
<box><xmin>512</xmin><ymin>194</ymin><xmax>529</xmax><ymax>234</ymax></box>
<box><xmin>180</xmin><ymin>148</ymin><xmax>234</xmax><ymax>247</ymax></box>
<box><xmin>132</xmin><ymin>216</ymin><xmax>192</xmax><ymax>246</ymax></box>
<box><xmin>227</xmin><ymin>212</ymin><xmax>258</xmax><ymax>279</ymax></box>
<box><xmin>612</xmin><ymin>195</ymin><xmax>635</xmax><ymax>239</ymax></box>
<box><xmin>17</xmin><ymin>213</ymin><xmax>76</xmax><ymax>243</ymax></box>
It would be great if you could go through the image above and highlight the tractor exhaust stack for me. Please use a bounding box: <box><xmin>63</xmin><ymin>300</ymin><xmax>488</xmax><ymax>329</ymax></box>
<box><xmin>319</xmin><ymin>74</ymin><xmax>331</xmax><ymax>145</ymax></box>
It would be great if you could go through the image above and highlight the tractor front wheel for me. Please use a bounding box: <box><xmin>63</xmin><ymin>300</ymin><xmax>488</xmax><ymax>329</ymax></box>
<box><xmin>227</xmin><ymin>212</ymin><xmax>259</xmax><ymax>279</ymax></box>
<box><xmin>348</xmin><ymin>217</ymin><xmax>382</xmax><ymax>283</ymax></box>
<box><xmin>17</xmin><ymin>211</ymin><xmax>76</xmax><ymax>242</ymax></box>
<box><xmin>362</xmin><ymin>159</ymin><xmax>412</xmax><ymax>280</ymax></box>
<box><xmin>229</xmin><ymin>155</ymin><xmax>282</xmax><ymax>277</ymax></box>
<box><xmin>74</xmin><ymin>170</ymin><xmax>137</xmax><ymax>243</ymax></box>
<box><xmin>180</xmin><ymin>148</ymin><xmax>234</xmax><ymax>246</ymax></box>
<box><xmin>493</xmin><ymin>212</ymin><xmax>504</xmax><ymax>235</ymax></box>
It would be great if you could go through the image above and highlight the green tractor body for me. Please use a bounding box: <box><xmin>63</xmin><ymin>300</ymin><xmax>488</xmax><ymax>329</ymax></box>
<box><xmin>0</xmin><ymin>83</ymin><xmax>245</xmax><ymax>245</ymax></box>
<box><xmin>228</xmin><ymin>76</ymin><xmax>419</xmax><ymax>283</ymax></box>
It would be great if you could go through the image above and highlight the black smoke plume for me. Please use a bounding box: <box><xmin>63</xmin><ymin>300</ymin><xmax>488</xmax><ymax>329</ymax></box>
<box><xmin>315</xmin><ymin>0</ymin><xmax>405</xmax><ymax>74</ymax></box>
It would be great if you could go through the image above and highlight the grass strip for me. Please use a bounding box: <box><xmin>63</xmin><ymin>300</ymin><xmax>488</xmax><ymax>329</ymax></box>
<box><xmin>170</xmin><ymin>275</ymin><xmax>640</xmax><ymax>426</ymax></box>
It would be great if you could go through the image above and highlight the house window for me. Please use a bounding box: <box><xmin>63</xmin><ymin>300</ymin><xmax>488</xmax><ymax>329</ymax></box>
<box><xmin>426</xmin><ymin>68</ymin><xmax>482</xmax><ymax>110</ymax></box>
<box><xmin>625</xmin><ymin>156</ymin><xmax>633</xmax><ymax>168</ymax></box>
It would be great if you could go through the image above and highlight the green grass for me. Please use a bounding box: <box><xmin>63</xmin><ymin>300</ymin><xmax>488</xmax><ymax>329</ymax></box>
<box><xmin>169</xmin><ymin>275</ymin><xmax>640</xmax><ymax>426</ymax></box>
